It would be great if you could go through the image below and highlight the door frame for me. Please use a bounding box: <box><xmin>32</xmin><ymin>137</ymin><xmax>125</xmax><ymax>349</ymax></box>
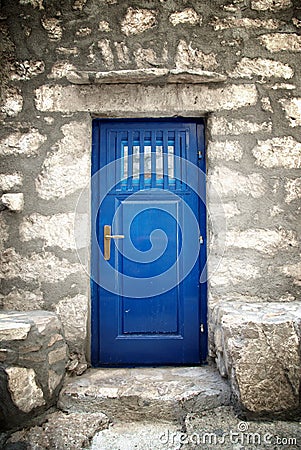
<box><xmin>90</xmin><ymin>117</ymin><xmax>207</xmax><ymax>366</ymax></box>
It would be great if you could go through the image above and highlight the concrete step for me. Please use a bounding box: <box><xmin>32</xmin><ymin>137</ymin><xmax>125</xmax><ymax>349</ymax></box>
<box><xmin>58</xmin><ymin>365</ymin><xmax>231</xmax><ymax>424</ymax></box>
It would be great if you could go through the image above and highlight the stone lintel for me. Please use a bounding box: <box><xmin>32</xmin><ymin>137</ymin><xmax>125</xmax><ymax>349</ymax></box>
<box><xmin>66</xmin><ymin>68</ymin><xmax>227</xmax><ymax>85</ymax></box>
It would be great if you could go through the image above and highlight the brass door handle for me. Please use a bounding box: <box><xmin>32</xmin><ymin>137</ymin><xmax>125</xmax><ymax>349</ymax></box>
<box><xmin>104</xmin><ymin>225</ymin><xmax>124</xmax><ymax>260</ymax></box>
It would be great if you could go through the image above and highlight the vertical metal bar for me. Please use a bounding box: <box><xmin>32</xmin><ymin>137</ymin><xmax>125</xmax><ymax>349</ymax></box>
<box><xmin>163</xmin><ymin>129</ymin><xmax>168</xmax><ymax>189</ymax></box>
<box><xmin>181</xmin><ymin>131</ymin><xmax>187</xmax><ymax>188</ymax></box>
<box><xmin>151</xmin><ymin>130</ymin><xmax>156</xmax><ymax>188</ymax></box>
<box><xmin>175</xmin><ymin>130</ymin><xmax>181</xmax><ymax>190</ymax></box>
<box><xmin>127</xmin><ymin>130</ymin><xmax>133</xmax><ymax>190</ymax></box>
<box><xmin>139</xmin><ymin>130</ymin><xmax>145</xmax><ymax>190</ymax></box>
<box><xmin>116</xmin><ymin>132</ymin><xmax>122</xmax><ymax>190</ymax></box>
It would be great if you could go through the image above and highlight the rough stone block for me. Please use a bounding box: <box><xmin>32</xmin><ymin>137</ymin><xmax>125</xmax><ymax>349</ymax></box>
<box><xmin>175</xmin><ymin>40</ymin><xmax>218</xmax><ymax>70</ymax></box>
<box><xmin>0</xmin><ymin>87</ymin><xmax>23</xmax><ymax>117</ymax></box>
<box><xmin>230</xmin><ymin>57</ymin><xmax>293</xmax><ymax>79</ymax></box>
<box><xmin>207</xmin><ymin>141</ymin><xmax>243</xmax><ymax>161</ymax></box>
<box><xmin>5</xmin><ymin>411</ymin><xmax>109</xmax><ymax>449</ymax></box>
<box><xmin>0</xmin><ymin>311</ymin><xmax>67</xmax><ymax>430</ymax></box>
<box><xmin>35</xmin><ymin>84</ymin><xmax>258</xmax><ymax>114</ymax></box>
<box><xmin>279</xmin><ymin>97</ymin><xmax>301</xmax><ymax>127</ymax></box>
<box><xmin>208</xmin><ymin>167</ymin><xmax>266</xmax><ymax>198</ymax></box>
<box><xmin>259</xmin><ymin>33</ymin><xmax>301</xmax><ymax>53</ymax></box>
<box><xmin>0</xmin><ymin>248</ymin><xmax>82</xmax><ymax>283</ymax></box>
<box><xmin>210</xmin><ymin>301</ymin><xmax>301</xmax><ymax>416</ymax></box>
<box><xmin>252</xmin><ymin>136</ymin><xmax>301</xmax><ymax>168</ymax></box>
<box><xmin>121</xmin><ymin>7</ymin><xmax>157</xmax><ymax>36</ymax></box>
<box><xmin>211</xmin><ymin>17</ymin><xmax>282</xmax><ymax>31</ymax></box>
<box><xmin>0</xmin><ymin>217</ymin><xmax>8</xmax><ymax>250</ymax></box>
<box><xmin>55</xmin><ymin>294</ymin><xmax>88</xmax><ymax>352</ymax></box>
<box><xmin>0</xmin><ymin>129</ymin><xmax>46</xmax><ymax>156</ymax></box>
<box><xmin>285</xmin><ymin>178</ymin><xmax>301</xmax><ymax>203</ymax></box>
<box><xmin>226</xmin><ymin>228</ymin><xmax>298</xmax><ymax>255</ymax></box>
<box><xmin>251</xmin><ymin>0</ymin><xmax>292</xmax><ymax>10</ymax></box>
<box><xmin>35</xmin><ymin>121</ymin><xmax>90</xmax><ymax>200</ymax></box>
<box><xmin>169</xmin><ymin>8</ymin><xmax>201</xmax><ymax>26</ymax></box>
<box><xmin>19</xmin><ymin>212</ymin><xmax>87</xmax><ymax>250</ymax></box>
<box><xmin>208</xmin><ymin>117</ymin><xmax>272</xmax><ymax>136</ymax></box>
<box><xmin>0</xmin><ymin>173</ymin><xmax>23</xmax><ymax>191</ymax></box>
<box><xmin>1</xmin><ymin>193</ymin><xmax>24</xmax><ymax>212</ymax></box>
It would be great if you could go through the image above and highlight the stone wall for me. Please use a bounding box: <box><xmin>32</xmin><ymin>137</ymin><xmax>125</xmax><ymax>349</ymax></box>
<box><xmin>0</xmin><ymin>0</ymin><xmax>300</xmax><ymax>367</ymax></box>
<box><xmin>0</xmin><ymin>311</ymin><xmax>67</xmax><ymax>430</ymax></box>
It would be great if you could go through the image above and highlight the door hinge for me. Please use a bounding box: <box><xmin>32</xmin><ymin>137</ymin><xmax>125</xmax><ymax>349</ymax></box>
<box><xmin>198</xmin><ymin>150</ymin><xmax>202</xmax><ymax>159</ymax></box>
<box><xmin>199</xmin><ymin>235</ymin><xmax>204</xmax><ymax>244</ymax></box>
<box><xmin>200</xmin><ymin>324</ymin><xmax>205</xmax><ymax>333</ymax></box>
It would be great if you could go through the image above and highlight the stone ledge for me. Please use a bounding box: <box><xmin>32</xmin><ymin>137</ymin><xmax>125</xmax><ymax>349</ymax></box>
<box><xmin>66</xmin><ymin>68</ymin><xmax>227</xmax><ymax>85</ymax></box>
<box><xmin>210</xmin><ymin>300</ymin><xmax>301</xmax><ymax>418</ymax></box>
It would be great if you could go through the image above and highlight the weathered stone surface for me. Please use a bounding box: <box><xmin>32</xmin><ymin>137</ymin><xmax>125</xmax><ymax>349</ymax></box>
<box><xmin>92</xmin><ymin>422</ymin><xmax>182</xmax><ymax>450</ymax></box>
<box><xmin>183</xmin><ymin>406</ymin><xmax>301</xmax><ymax>449</ymax></box>
<box><xmin>58</xmin><ymin>366</ymin><xmax>231</xmax><ymax>423</ymax></box>
<box><xmin>261</xmin><ymin>96</ymin><xmax>273</xmax><ymax>112</ymax></box>
<box><xmin>1</xmin><ymin>193</ymin><xmax>24</xmax><ymax>212</ymax></box>
<box><xmin>121</xmin><ymin>7</ymin><xmax>157</xmax><ymax>36</ymax></box>
<box><xmin>6</xmin><ymin>367</ymin><xmax>46</xmax><ymax>412</ymax></box>
<box><xmin>208</xmin><ymin>117</ymin><xmax>272</xmax><ymax>136</ymax></box>
<box><xmin>41</xmin><ymin>17</ymin><xmax>62</xmax><ymax>41</ymax></box>
<box><xmin>251</xmin><ymin>0</ymin><xmax>292</xmax><ymax>10</ymax></box>
<box><xmin>211</xmin><ymin>17</ymin><xmax>282</xmax><ymax>31</ymax></box>
<box><xmin>293</xmin><ymin>17</ymin><xmax>301</xmax><ymax>28</ymax></box>
<box><xmin>0</xmin><ymin>129</ymin><xmax>46</xmax><ymax>156</ymax></box>
<box><xmin>279</xmin><ymin>97</ymin><xmax>301</xmax><ymax>127</ymax></box>
<box><xmin>259</xmin><ymin>33</ymin><xmax>301</xmax><ymax>52</ymax></box>
<box><xmin>48</xmin><ymin>346</ymin><xmax>68</xmax><ymax>365</ymax></box>
<box><xmin>35</xmin><ymin>84</ymin><xmax>257</xmax><ymax>114</ymax></box>
<box><xmin>285</xmin><ymin>177</ymin><xmax>301</xmax><ymax>203</ymax></box>
<box><xmin>210</xmin><ymin>301</ymin><xmax>301</xmax><ymax>415</ymax></box>
<box><xmin>0</xmin><ymin>217</ymin><xmax>9</xmax><ymax>250</ymax></box>
<box><xmin>11</xmin><ymin>60</ymin><xmax>45</xmax><ymax>81</ymax></box>
<box><xmin>0</xmin><ymin>315</ymin><xmax>31</xmax><ymax>341</ymax></box>
<box><xmin>48</xmin><ymin>61</ymin><xmax>76</xmax><ymax>79</ymax></box>
<box><xmin>207</xmin><ymin>141</ymin><xmax>243</xmax><ymax>161</ymax></box>
<box><xmin>0</xmin><ymin>248</ymin><xmax>82</xmax><ymax>283</ymax></box>
<box><xmin>19</xmin><ymin>212</ymin><xmax>88</xmax><ymax>250</ymax></box>
<box><xmin>175</xmin><ymin>40</ymin><xmax>218</xmax><ymax>70</ymax></box>
<box><xmin>0</xmin><ymin>311</ymin><xmax>67</xmax><ymax>430</ymax></box>
<box><xmin>208</xmin><ymin>167</ymin><xmax>266</xmax><ymax>198</ymax></box>
<box><xmin>226</xmin><ymin>228</ymin><xmax>298</xmax><ymax>255</ymax></box>
<box><xmin>55</xmin><ymin>294</ymin><xmax>88</xmax><ymax>350</ymax></box>
<box><xmin>72</xmin><ymin>0</ymin><xmax>87</xmax><ymax>10</ymax></box>
<box><xmin>66</xmin><ymin>68</ymin><xmax>226</xmax><ymax>85</ymax></box>
<box><xmin>281</xmin><ymin>262</ymin><xmax>301</xmax><ymax>286</ymax></box>
<box><xmin>6</xmin><ymin>411</ymin><xmax>109</xmax><ymax>449</ymax></box>
<box><xmin>1</xmin><ymin>87</ymin><xmax>23</xmax><ymax>117</ymax></box>
<box><xmin>169</xmin><ymin>8</ymin><xmax>201</xmax><ymax>26</ymax></box>
<box><xmin>98</xmin><ymin>39</ymin><xmax>114</xmax><ymax>69</ymax></box>
<box><xmin>35</xmin><ymin>121</ymin><xmax>90</xmax><ymax>200</ymax></box>
<box><xmin>0</xmin><ymin>288</ymin><xmax>45</xmax><ymax>310</ymax></box>
<box><xmin>209</xmin><ymin>258</ymin><xmax>261</xmax><ymax>287</ymax></box>
<box><xmin>0</xmin><ymin>173</ymin><xmax>22</xmax><ymax>191</ymax></box>
<box><xmin>19</xmin><ymin>0</ymin><xmax>44</xmax><ymax>8</ymax></box>
<box><xmin>230</xmin><ymin>57</ymin><xmax>293</xmax><ymax>79</ymax></box>
<box><xmin>98</xmin><ymin>20</ymin><xmax>110</xmax><ymax>32</ymax></box>
<box><xmin>252</xmin><ymin>136</ymin><xmax>301</xmax><ymax>168</ymax></box>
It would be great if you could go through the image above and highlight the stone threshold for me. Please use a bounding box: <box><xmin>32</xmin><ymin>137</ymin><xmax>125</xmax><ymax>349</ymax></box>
<box><xmin>58</xmin><ymin>365</ymin><xmax>231</xmax><ymax>424</ymax></box>
<box><xmin>66</xmin><ymin>68</ymin><xmax>227</xmax><ymax>85</ymax></box>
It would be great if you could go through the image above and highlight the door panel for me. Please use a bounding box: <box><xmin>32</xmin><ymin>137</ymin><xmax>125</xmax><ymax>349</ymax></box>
<box><xmin>91</xmin><ymin>119</ymin><xmax>207</xmax><ymax>366</ymax></box>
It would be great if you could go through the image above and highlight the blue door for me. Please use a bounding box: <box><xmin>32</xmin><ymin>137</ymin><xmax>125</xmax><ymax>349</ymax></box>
<box><xmin>91</xmin><ymin>119</ymin><xmax>207</xmax><ymax>365</ymax></box>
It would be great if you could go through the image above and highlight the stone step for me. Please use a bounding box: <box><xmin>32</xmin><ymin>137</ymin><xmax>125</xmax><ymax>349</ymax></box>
<box><xmin>58</xmin><ymin>365</ymin><xmax>231</xmax><ymax>424</ymax></box>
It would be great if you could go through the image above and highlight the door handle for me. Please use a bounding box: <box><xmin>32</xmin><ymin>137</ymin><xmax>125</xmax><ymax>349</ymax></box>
<box><xmin>104</xmin><ymin>225</ymin><xmax>125</xmax><ymax>260</ymax></box>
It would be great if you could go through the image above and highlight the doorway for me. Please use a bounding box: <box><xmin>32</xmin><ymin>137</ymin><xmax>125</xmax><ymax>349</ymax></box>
<box><xmin>91</xmin><ymin>118</ymin><xmax>207</xmax><ymax>365</ymax></box>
